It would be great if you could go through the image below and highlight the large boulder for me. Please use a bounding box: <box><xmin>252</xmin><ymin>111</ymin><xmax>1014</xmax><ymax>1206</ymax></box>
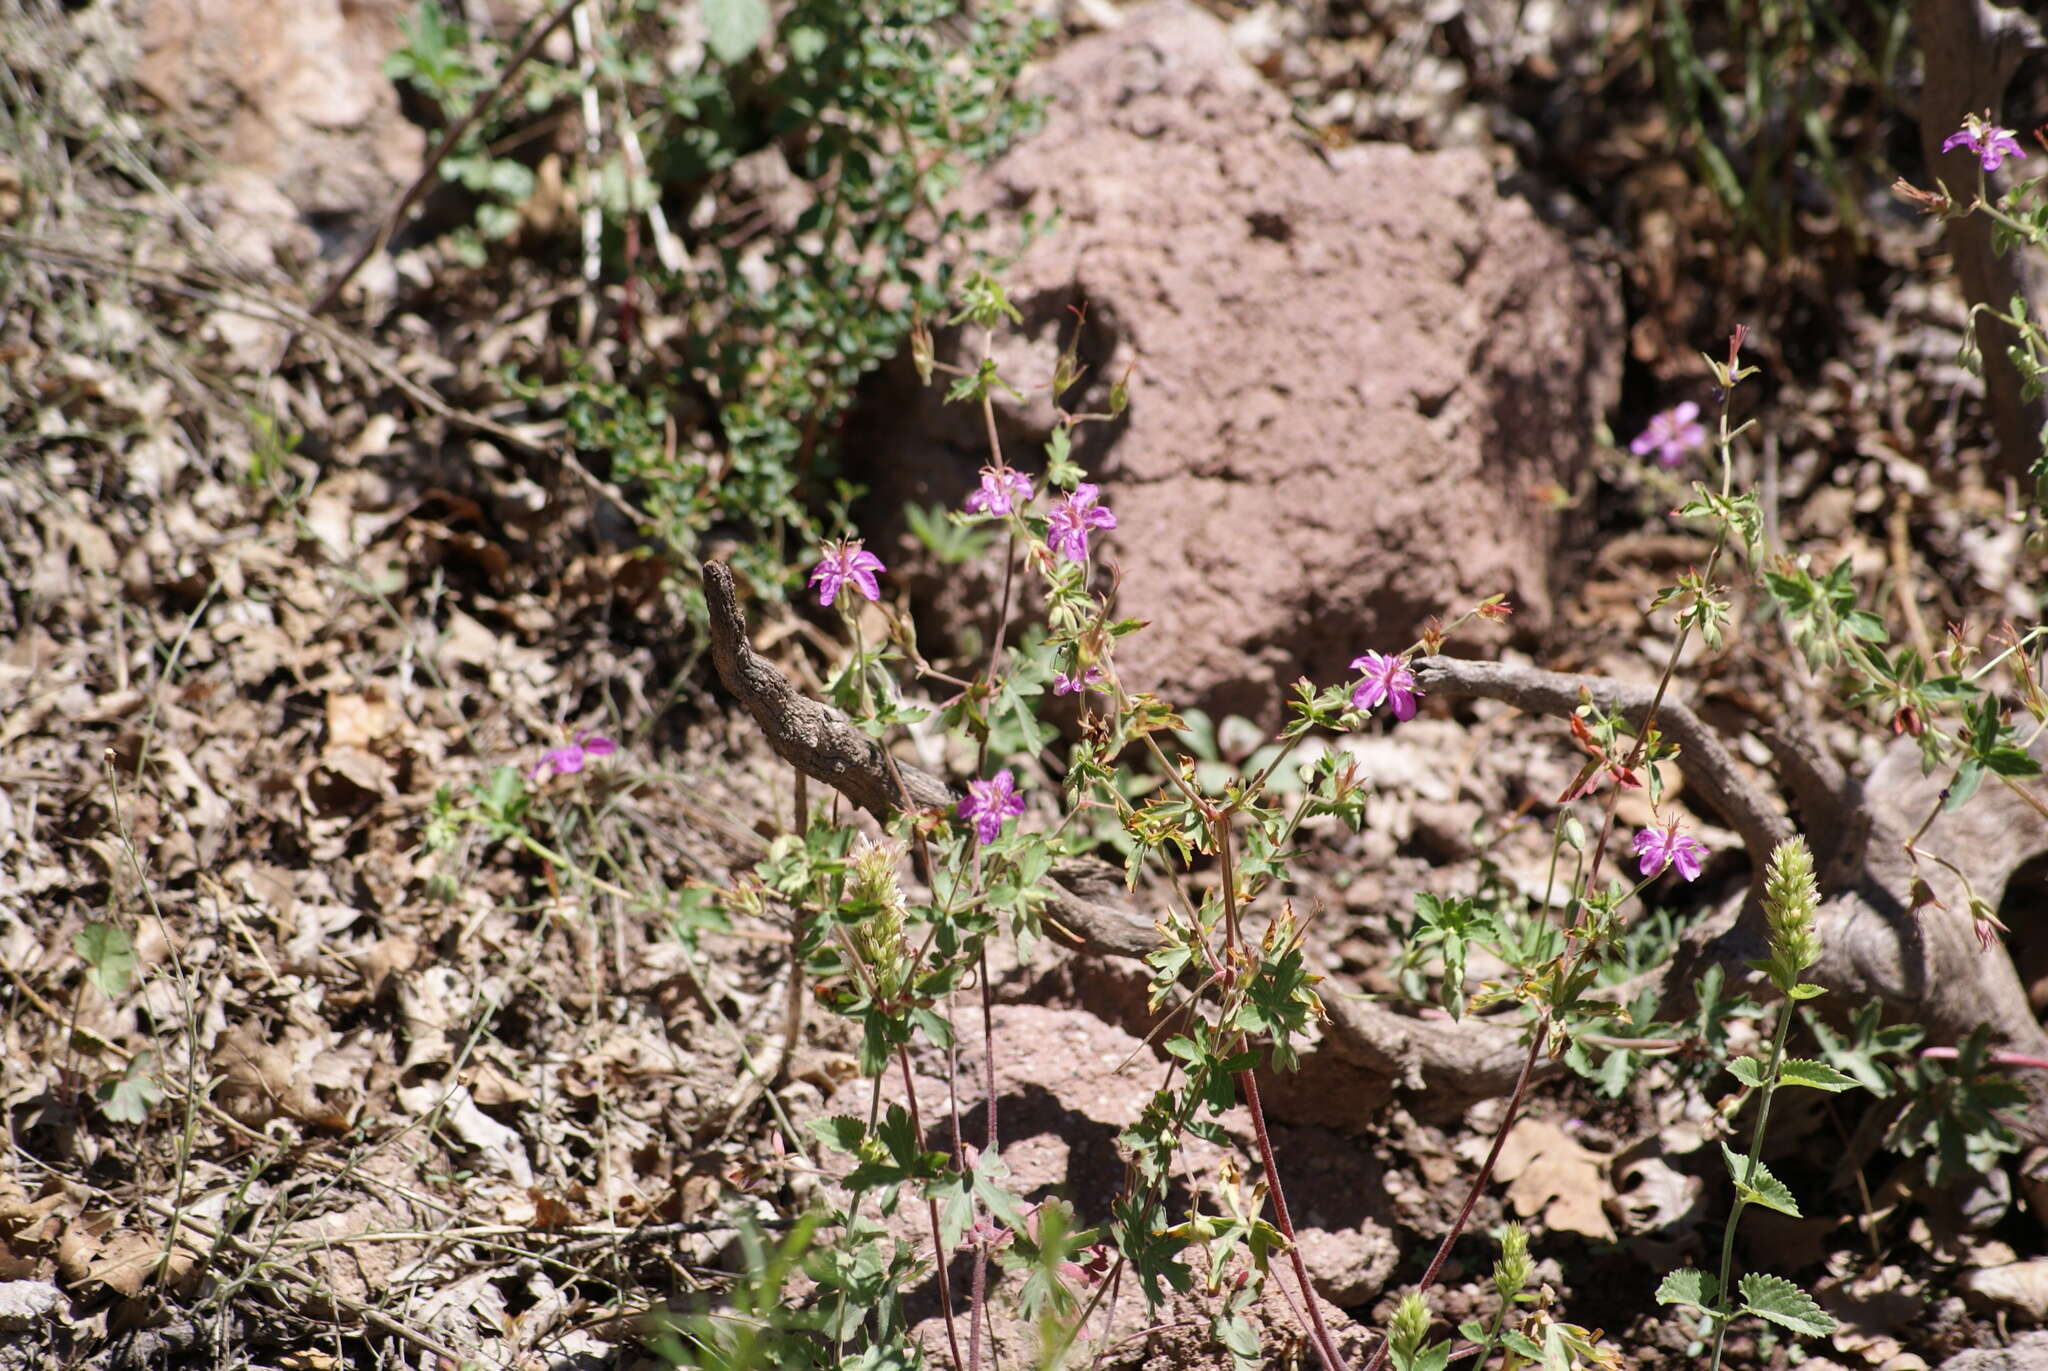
<box><xmin>852</xmin><ymin>0</ymin><xmax>1622</xmax><ymax>721</ymax></box>
<box><xmin>134</xmin><ymin>0</ymin><xmax>426</xmax><ymax>249</ymax></box>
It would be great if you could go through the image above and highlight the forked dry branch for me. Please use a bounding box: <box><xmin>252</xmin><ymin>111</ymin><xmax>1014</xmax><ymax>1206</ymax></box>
<box><xmin>707</xmin><ymin>561</ymin><xmax>2048</xmax><ymax>1133</ymax></box>
<box><xmin>1415</xmin><ymin>655</ymin><xmax>2048</xmax><ymax>1133</ymax></box>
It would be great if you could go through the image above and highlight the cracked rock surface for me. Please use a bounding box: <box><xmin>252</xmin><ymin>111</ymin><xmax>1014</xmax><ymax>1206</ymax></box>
<box><xmin>851</xmin><ymin>0</ymin><xmax>1622</xmax><ymax>720</ymax></box>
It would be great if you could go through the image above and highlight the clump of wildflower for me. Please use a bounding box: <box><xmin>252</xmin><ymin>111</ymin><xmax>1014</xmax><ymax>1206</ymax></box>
<box><xmin>965</xmin><ymin>466</ymin><xmax>1034</xmax><ymax>516</ymax></box>
<box><xmin>1053</xmin><ymin>665</ymin><xmax>1105</xmax><ymax>696</ymax></box>
<box><xmin>959</xmin><ymin>769</ymin><xmax>1027</xmax><ymax>846</ymax></box>
<box><xmin>1630</xmin><ymin>401</ymin><xmax>1707</xmax><ymax>468</ymax></box>
<box><xmin>1942</xmin><ymin>113</ymin><xmax>2027</xmax><ymax>173</ymax></box>
<box><xmin>1758</xmin><ymin>835</ymin><xmax>1822</xmax><ymax>987</ymax></box>
<box><xmin>809</xmin><ymin>539</ymin><xmax>885</xmax><ymax>607</ymax></box>
<box><xmin>1349</xmin><ymin>650</ymin><xmax>1420</xmax><ymax>721</ymax></box>
<box><xmin>528</xmin><ymin>730</ymin><xmax>617</xmax><ymax>782</ymax></box>
<box><xmin>1046</xmin><ymin>483</ymin><xmax>1116</xmax><ymax>562</ymax></box>
<box><xmin>1633</xmin><ymin>821</ymin><xmax>1706</xmax><ymax>882</ymax></box>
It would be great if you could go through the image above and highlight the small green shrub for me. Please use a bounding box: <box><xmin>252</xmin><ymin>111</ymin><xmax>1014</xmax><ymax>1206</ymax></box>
<box><xmin>384</xmin><ymin>0</ymin><xmax>1049</xmax><ymax>604</ymax></box>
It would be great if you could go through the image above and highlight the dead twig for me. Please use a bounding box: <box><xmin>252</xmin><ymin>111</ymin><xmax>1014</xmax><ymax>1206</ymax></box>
<box><xmin>1410</xmin><ymin>655</ymin><xmax>1794</xmax><ymax>865</ymax></box>
<box><xmin>142</xmin><ymin>1200</ymin><xmax>470</xmax><ymax>1367</ymax></box>
<box><xmin>307</xmin><ymin>0</ymin><xmax>584</xmax><ymax>319</ymax></box>
<box><xmin>0</xmin><ymin>228</ymin><xmax>652</xmax><ymax>536</ymax></box>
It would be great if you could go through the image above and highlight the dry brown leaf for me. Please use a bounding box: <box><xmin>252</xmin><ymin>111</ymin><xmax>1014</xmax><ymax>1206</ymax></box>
<box><xmin>1961</xmin><ymin>1257</ymin><xmax>2048</xmax><ymax>1322</ymax></box>
<box><xmin>324</xmin><ymin>686</ymin><xmax>398</xmax><ymax>751</ymax></box>
<box><xmin>55</xmin><ymin>1223</ymin><xmax>188</xmax><ymax>1300</ymax></box>
<box><xmin>213</xmin><ymin>1017</ymin><xmax>327</xmax><ymax>1126</ymax></box>
<box><xmin>1491</xmin><ymin>1118</ymin><xmax>1616</xmax><ymax>1242</ymax></box>
<box><xmin>1816</xmin><ymin>1259</ymin><xmax>1924</xmax><ymax>1366</ymax></box>
<box><xmin>350</xmin><ymin>933</ymin><xmax>419</xmax><ymax>1002</ymax></box>
<box><xmin>394</xmin><ymin>1081</ymin><xmax>533</xmax><ymax>1188</ymax></box>
<box><xmin>1610</xmin><ymin>1152</ymin><xmax>1701</xmax><ymax>1237</ymax></box>
<box><xmin>0</xmin><ymin>1180</ymin><xmax>67</xmax><ymax>1282</ymax></box>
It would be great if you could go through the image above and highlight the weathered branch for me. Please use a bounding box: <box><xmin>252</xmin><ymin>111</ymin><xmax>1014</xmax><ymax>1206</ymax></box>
<box><xmin>1414</xmin><ymin>652</ymin><xmax>2048</xmax><ymax>1124</ymax></box>
<box><xmin>1410</xmin><ymin>655</ymin><xmax>1794</xmax><ymax>862</ymax></box>
<box><xmin>701</xmin><ymin>561</ymin><xmax>1534</xmax><ymax>1119</ymax></box>
<box><xmin>705</xmin><ymin>560</ymin><xmax>953</xmax><ymax>816</ymax></box>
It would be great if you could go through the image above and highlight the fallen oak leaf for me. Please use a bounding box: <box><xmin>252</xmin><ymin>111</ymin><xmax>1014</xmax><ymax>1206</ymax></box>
<box><xmin>1491</xmin><ymin>1118</ymin><xmax>1616</xmax><ymax>1242</ymax></box>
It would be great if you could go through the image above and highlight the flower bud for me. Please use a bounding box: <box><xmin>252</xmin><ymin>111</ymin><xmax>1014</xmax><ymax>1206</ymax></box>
<box><xmin>845</xmin><ymin>838</ymin><xmax>911</xmax><ymax>998</ymax></box>
<box><xmin>1493</xmin><ymin>1222</ymin><xmax>1532</xmax><ymax>1301</ymax></box>
<box><xmin>1761</xmin><ymin>835</ymin><xmax>1822</xmax><ymax>988</ymax></box>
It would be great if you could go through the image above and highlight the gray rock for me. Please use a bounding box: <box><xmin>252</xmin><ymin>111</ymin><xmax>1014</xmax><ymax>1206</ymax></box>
<box><xmin>0</xmin><ymin>1280</ymin><xmax>62</xmax><ymax>1332</ymax></box>
<box><xmin>853</xmin><ymin>0</ymin><xmax>1621</xmax><ymax>721</ymax></box>
<box><xmin>1939</xmin><ymin>1331</ymin><xmax>2048</xmax><ymax>1371</ymax></box>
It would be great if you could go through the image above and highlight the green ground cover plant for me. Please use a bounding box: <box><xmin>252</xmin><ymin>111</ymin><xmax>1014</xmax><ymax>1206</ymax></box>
<box><xmin>383</xmin><ymin>0</ymin><xmax>1047</xmax><ymax>604</ymax></box>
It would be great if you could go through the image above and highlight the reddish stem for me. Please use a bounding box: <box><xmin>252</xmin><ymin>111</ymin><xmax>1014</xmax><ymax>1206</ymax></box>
<box><xmin>899</xmin><ymin>1047</ymin><xmax>965</xmax><ymax>1371</ymax></box>
<box><xmin>1921</xmin><ymin>1046</ymin><xmax>2048</xmax><ymax>1071</ymax></box>
<box><xmin>1361</xmin><ymin>1020</ymin><xmax>1545</xmax><ymax>1371</ymax></box>
<box><xmin>1239</xmin><ymin>1064</ymin><xmax>1352</xmax><ymax>1371</ymax></box>
<box><xmin>968</xmin><ymin>952</ymin><xmax>998</xmax><ymax>1371</ymax></box>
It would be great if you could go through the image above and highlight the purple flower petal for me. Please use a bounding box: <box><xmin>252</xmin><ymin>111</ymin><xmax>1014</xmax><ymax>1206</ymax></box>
<box><xmin>1630</xmin><ymin>401</ymin><xmax>1708</xmax><ymax>468</ymax></box>
<box><xmin>1047</xmin><ymin>484</ymin><xmax>1117</xmax><ymax>563</ymax></box>
<box><xmin>811</xmin><ymin>539</ymin><xmax>886</xmax><ymax>607</ymax></box>
<box><xmin>1349</xmin><ymin>651</ymin><xmax>1421</xmax><ymax>722</ymax></box>
<box><xmin>1053</xmin><ymin>666</ymin><xmax>1105</xmax><ymax>696</ymax></box>
<box><xmin>1632</xmin><ymin>827</ymin><xmax>1667</xmax><ymax>877</ymax></box>
<box><xmin>959</xmin><ymin>769</ymin><xmax>1027</xmax><ymax>846</ymax></box>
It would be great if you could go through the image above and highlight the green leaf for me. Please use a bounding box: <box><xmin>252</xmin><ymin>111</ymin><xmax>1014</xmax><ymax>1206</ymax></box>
<box><xmin>1986</xmin><ymin>745</ymin><xmax>2042</xmax><ymax>778</ymax></box>
<box><xmin>1947</xmin><ymin>758</ymin><xmax>1985</xmax><ymax>811</ymax></box>
<box><xmin>1722</xmin><ymin>1143</ymin><xmax>1800</xmax><ymax>1216</ymax></box>
<box><xmin>809</xmin><ymin>1115</ymin><xmax>867</xmax><ymax>1154</ymax></box>
<box><xmin>1726</xmin><ymin>1055</ymin><xmax>1767</xmax><ymax>1089</ymax></box>
<box><xmin>97</xmin><ymin>1053</ymin><xmax>162</xmax><ymax>1124</ymax></box>
<box><xmin>1657</xmin><ymin>1267</ymin><xmax>1716</xmax><ymax>1310</ymax></box>
<box><xmin>1739</xmin><ymin>1272</ymin><xmax>1836</xmax><ymax>1337</ymax></box>
<box><xmin>1777</xmin><ymin>1057</ymin><xmax>1860</xmax><ymax>1093</ymax></box>
<box><xmin>704</xmin><ymin>0</ymin><xmax>769</xmax><ymax>64</ymax></box>
<box><xmin>74</xmin><ymin>923</ymin><xmax>137</xmax><ymax>998</ymax></box>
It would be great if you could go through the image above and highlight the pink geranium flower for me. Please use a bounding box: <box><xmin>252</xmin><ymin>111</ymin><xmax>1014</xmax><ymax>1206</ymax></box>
<box><xmin>965</xmin><ymin>466</ymin><xmax>1034</xmax><ymax>516</ymax></box>
<box><xmin>1053</xmin><ymin>666</ymin><xmax>1105</xmax><ymax>696</ymax></box>
<box><xmin>809</xmin><ymin>539</ymin><xmax>885</xmax><ymax>608</ymax></box>
<box><xmin>1633</xmin><ymin>822</ymin><xmax>1707</xmax><ymax>882</ymax></box>
<box><xmin>1942</xmin><ymin>115</ymin><xmax>2027</xmax><ymax>172</ymax></box>
<box><xmin>959</xmin><ymin>769</ymin><xmax>1026</xmax><ymax>846</ymax></box>
<box><xmin>1630</xmin><ymin>402</ymin><xmax>1707</xmax><ymax>468</ymax></box>
<box><xmin>1046</xmin><ymin>484</ymin><xmax>1117</xmax><ymax>563</ymax></box>
<box><xmin>529</xmin><ymin>731</ymin><xmax>617</xmax><ymax>782</ymax></box>
<box><xmin>1350</xmin><ymin>651</ymin><xmax>1420</xmax><ymax>721</ymax></box>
